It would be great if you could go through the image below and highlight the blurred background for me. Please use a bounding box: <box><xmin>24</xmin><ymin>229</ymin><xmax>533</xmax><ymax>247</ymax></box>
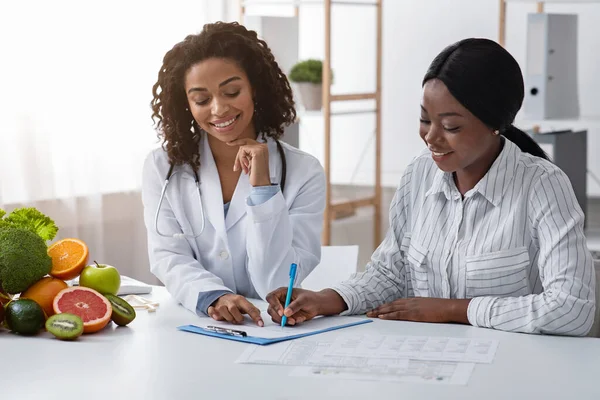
<box><xmin>1</xmin><ymin>0</ymin><xmax>599</xmax><ymax>284</ymax></box>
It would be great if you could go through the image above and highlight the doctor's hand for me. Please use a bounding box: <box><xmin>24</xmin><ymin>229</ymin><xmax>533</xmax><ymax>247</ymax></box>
<box><xmin>227</xmin><ymin>138</ymin><xmax>271</xmax><ymax>187</ymax></box>
<box><xmin>266</xmin><ymin>288</ymin><xmax>348</xmax><ymax>325</ymax></box>
<box><xmin>208</xmin><ymin>294</ymin><xmax>264</xmax><ymax>327</ymax></box>
<box><xmin>366</xmin><ymin>298</ymin><xmax>471</xmax><ymax>324</ymax></box>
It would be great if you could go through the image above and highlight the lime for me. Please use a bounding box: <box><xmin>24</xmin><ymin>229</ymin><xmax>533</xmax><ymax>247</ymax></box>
<box><xmin>5</xmin><ymin>298</ymin><xmax>45</xmax><ymax>335</ymax></box>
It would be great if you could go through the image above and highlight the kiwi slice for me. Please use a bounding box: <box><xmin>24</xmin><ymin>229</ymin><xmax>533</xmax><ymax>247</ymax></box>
<box><xmin>46</xmin><ymin>313</ymin><xmax>84</xmax><ymax>340</ymax></box>
<box><xmin>105</xmin><ymin>294</ymin><xmax>136</xmax><ymax>326</ymax></box>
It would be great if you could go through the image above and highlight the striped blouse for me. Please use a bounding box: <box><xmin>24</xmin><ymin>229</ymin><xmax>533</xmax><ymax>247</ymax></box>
<box><xmin>332</xmin><ymin>138</ymin><xmax>596</xmax><ymax>336</ymax></box>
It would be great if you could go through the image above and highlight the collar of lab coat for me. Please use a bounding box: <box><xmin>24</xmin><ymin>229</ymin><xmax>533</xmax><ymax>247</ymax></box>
<box><xmin>199</xmin><ymin>133</ymin><xmax>280</xmax><ymax>240</ymax></box>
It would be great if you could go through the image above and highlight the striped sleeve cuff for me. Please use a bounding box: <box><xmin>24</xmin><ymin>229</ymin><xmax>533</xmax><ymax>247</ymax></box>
<box><xmin>467</xmin><ymin>296</ymin><xmax>497</xmax><ymax>328</ymax></box>
<box><xmin>330</xmin><ymin>283</ymin><xmax>361</xmax><ymax>316</ymax></box>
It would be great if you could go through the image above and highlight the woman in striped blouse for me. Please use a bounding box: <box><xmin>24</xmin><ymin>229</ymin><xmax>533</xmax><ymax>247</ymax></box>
<box><xmin>266</xmin><ymin>38</ymin><xmax>596</xmax><ymax>336</ymax></box>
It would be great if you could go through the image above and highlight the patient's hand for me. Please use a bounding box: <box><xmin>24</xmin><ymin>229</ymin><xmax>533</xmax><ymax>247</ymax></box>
<box><xmin>208</xmin><ymin>294</ymin><xmax>264</xmax><ymax>327</ymax></box>
<box><xmin>266</xmin><ymin>288</ymin><xmax>347</xmax><ymax>325</ymax></box>
<box><xmin>366</xmin><ymin>298</ymin><xmax>470</xmax><ymax>324</ymax></box>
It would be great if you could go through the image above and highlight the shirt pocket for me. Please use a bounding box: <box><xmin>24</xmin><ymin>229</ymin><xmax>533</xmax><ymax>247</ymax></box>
<box><xmin>465</xmin><ymin>247</ymin><xmax>530</xmax><ymax>298</ymax></box>
<box><xmin>401</xmin><ymin>234</ymin><xmax>430</xmax><ymax>297</ymax></box>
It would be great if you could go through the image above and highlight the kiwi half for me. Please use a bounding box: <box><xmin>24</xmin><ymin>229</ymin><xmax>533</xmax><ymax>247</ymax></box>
<box><xmin>46</xmin><ymin>313</ymin><xmax>84</xmax><ymax>340</ymax></box>
<box><xmin>105</xmin><ymin>294</ymin><xmax>136</xmax><ymax>326</ymax></box>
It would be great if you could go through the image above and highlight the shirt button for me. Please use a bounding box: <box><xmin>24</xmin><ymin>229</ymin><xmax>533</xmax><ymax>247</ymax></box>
<box><xmin>219</xmin><ymin>251</ymin><xmax>229</xmax><ymax>260</ymax></box>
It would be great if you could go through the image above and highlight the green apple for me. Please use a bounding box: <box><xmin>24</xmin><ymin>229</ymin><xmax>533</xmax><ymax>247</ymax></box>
<box><xmin>79</xmin><ymin>261</ymin><xmax>121</xmax><ymax>295</ymax></box>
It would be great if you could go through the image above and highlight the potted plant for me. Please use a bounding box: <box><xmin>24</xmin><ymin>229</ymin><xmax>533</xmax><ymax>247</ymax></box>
<box><xmin>289</xmin><ymin>59</ymin><xmax>330</xmax><ymax>111</ymax></box>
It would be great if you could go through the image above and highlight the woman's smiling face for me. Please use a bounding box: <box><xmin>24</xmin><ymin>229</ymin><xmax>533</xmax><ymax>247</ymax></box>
<box><xmin>185</xmin><ymin>57</ymin><xmax>256</xmax><ymax>142</ymax></box>
<box><xmin>419</xmin><ymin>78</ymin><xmax>499</xmax><ymax>177</ymax></box>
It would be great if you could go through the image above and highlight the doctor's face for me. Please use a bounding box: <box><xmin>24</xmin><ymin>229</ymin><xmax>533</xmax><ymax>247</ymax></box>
<box><xmin>185</xmin><ymin>57</ymin><xmax>256</xmax><ymax>142</ymax></box>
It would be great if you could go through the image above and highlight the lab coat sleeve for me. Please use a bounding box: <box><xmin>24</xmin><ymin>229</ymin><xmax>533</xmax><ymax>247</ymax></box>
<box><xmin>467</xmin><ymin>169</ymin><xmax>596</xmax><ymax>336</ymax></box>
<box><xmin>244</xmin><ymin>157</ymin><xmax>326</xmax><ymax>299</ymax></box>
<box><xmin>331</xmin><ymin>174</ymin><xmax>410</xmax><ymax>315</ymax></box>
<box><xmin>142</xmin><ymin>151</ymin><xmax>232</xmax><ymax>314</ymax></box>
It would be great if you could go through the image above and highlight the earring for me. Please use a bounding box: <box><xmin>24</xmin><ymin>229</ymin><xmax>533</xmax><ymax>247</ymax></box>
<box><xmin>493</xmin><ymin>130</ymin><xmax>500</xmax><ymax>136</ymax></box>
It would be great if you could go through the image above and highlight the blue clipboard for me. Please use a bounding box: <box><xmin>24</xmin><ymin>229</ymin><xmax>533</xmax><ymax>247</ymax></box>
<box><xmin>177</xmin><ymin>319</ymin><xmax>372</xmax><ymax>345</ymax></box>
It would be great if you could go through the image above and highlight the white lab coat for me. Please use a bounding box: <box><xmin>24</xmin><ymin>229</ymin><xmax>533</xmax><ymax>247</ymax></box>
<box><xmin>141</xmin><ymin>134</ymin><xmax>326</xmax><ymax>314</ymax></box>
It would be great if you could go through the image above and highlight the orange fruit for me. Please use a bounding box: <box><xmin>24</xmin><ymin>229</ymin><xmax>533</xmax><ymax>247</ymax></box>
<box><xmin>47</xmin><ymin>238</ymin><xmax>89</xmax><ymax>280</ymax></box>
<box><xmin>53</xmin><ymin>287</ymin><xmax>112</xmax><ymax>333</ymax></box>
<box><xmin>20</xmin><ymin>276</ymin><xmax>68</xmax><ymax>318</ymax></box>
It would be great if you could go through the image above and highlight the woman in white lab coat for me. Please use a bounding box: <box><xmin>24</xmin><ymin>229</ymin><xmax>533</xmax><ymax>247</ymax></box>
<box><xmin>266</xmin><ymin>38</ymin><xmax>596</xmax><ymax>336</ymax></box>
<box><xmin>143</xmin><ymin>22</ymin><xmax>325</xmax><ymax>326</ymax></box>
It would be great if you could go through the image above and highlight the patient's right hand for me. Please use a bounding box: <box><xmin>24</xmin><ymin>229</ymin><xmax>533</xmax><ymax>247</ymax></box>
<box><xmin>208</xmin><ymin>294</ymin><xmax>264</xmax><ymax>327</ymax></box>
<box><xmin>266</xmin><ymin>288</ymin><xmax>347</xmax><ymax>325</ymax></box>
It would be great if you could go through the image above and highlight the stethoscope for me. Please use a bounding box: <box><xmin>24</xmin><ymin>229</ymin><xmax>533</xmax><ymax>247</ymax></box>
<box><xmin>154</xmin><ymin>140</ymin><xmax>287</xmax><ymax>239</ymax></box>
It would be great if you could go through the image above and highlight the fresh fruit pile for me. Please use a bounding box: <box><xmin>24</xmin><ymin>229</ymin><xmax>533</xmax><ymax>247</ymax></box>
<box><xmin>0</xmin><ymin>207</ymin><xmax>137</xmax><ymax>340</ymax></box>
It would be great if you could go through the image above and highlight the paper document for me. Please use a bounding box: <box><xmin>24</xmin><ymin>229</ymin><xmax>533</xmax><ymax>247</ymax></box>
<box><xmin>237</xmin><ymin>339</ymin><xmax>403</xmax><ymax>367</ymax></box>
<box><xmin>237</xmin><ymin>339</ymin><xmax>475</xmax><ymax>385</ymax></box>
<box><xmin>290</xmin><ymin>361</ymin><xmax>475</xmax><ymax>385</ymax></box>
<box><xmin>325</xmin><ymin>334</ymin><xmax>498</xmax><ymax>363</ymax></box>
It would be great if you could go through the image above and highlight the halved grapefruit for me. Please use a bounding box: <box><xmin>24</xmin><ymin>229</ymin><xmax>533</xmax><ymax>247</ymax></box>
<box><xmin>53</xmin><ymin>287</ymin><xmax>111</xmax><ymax>333</ymax></box>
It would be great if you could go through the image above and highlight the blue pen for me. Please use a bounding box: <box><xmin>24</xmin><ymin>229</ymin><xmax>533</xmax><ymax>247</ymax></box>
<box><xmin>281</xmin><ymin>263</ymin><xmax>298</xmax><ymax>327</ymax></box>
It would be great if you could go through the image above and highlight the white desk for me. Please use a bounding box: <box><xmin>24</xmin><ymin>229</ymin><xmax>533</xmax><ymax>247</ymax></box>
<box><xmin>3</xmin><ymin>287</ymin><xmax>600</xmax><ymax>399</ymax></box>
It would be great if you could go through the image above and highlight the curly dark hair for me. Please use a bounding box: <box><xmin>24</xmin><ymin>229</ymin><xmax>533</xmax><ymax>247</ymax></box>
<box><xmin>150</xmin><ymin>21</ymin><xmax>296</xmax><ymax>170</ymax></box>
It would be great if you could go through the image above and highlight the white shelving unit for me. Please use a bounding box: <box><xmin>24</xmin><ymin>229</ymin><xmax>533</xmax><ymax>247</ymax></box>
<box><xmin>239</xmin><ymin>0</ymin><xmax>383</xmax><ymax>247</ymax></box>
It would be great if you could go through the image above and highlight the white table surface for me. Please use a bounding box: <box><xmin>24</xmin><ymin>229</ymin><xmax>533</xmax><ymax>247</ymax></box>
<box><xmin>3</xmin><ymin>286</ymin><xmax>600</xmax><ymax>400</ymax></box>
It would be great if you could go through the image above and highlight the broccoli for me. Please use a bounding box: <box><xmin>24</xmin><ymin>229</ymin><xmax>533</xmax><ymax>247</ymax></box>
<box><xmin>0</xmin><ymin>226</ymin><xmax>52</xmax><ymax>294</ymax></box>
<box><xmin>0</xmin><ymin>207</ymin><xmax>58</xmax><ymax>294</ymax></box>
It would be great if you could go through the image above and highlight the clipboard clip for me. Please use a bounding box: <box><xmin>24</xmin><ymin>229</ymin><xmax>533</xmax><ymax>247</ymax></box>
<box><xmin>206</xmin><ymin>325</ymin><xmax>247</xmax><ymax>337</ymax></box>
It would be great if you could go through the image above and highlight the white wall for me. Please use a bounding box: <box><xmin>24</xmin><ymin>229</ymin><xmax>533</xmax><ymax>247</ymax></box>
<box><xmin>238</xmin><ymin>1</ymin><xmax>600</xmax><ymax>194</ymax></box>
